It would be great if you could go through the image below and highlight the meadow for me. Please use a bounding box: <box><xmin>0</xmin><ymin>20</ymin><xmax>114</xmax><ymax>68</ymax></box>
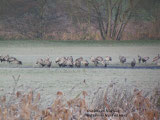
<box><xmin>0</xmin><ymin>39</ymin><xmax>159</xmax><ymax>97</ymax></box>
<box><xmin>0</xmin><ymin>39</ymin><xmax>160</xmax><ymax>119</ymax></box>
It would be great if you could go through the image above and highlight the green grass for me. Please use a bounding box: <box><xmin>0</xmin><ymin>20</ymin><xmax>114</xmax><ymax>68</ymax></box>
<box><xmin>0</xmin><ymin>39</ymin><xmax>160</xmax><ymax>47</ymax></box>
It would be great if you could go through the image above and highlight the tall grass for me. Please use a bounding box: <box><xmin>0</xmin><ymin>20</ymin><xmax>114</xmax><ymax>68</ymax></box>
<box><xmin>0</xmin><ymin>76</ymin><xmax>159</xmax><ymax>120</ymax></box>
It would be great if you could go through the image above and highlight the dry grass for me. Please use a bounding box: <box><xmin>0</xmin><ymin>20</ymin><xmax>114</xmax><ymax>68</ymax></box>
<box><xmin>0</xmin><ymin>76</ymin><xmax>159</xmax><ymax>120</ymax></box>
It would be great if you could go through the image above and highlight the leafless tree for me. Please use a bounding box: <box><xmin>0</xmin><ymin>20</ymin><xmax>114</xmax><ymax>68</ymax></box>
<box><xmin>61</xmin><ymin>0</ymin><xmax>140</xmax><ymax>40</ymax></box>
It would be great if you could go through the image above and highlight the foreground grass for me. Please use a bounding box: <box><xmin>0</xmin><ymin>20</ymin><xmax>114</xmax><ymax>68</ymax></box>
<box><xmin>0</xmin><ymin>39</ymin><xmax>160</xmax><ymax>47</ymax></box>
<box><xmin>0</xmin><ymin>76</ymin><xmax>159</xmax><ymax>120</ymax></box>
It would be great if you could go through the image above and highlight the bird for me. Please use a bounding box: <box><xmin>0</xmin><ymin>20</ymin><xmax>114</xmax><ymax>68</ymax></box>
<box><xmin>0</xmin><ymin>55</ymin><xmax>4</xmax><ymax>62</ymax></box>
<box><xmin>44</xmin><ymin>58</ymin><xmax>52</xmax><ymax>68</ymax></box>
<box><xmin>74</xmin><ymin>60</ymin><xmax>81</xmax><ymax>68</ymax></box>
<box><xmin>36</xmin><ymin>58</ymin><xmax>51</xmax><ymax>68</ymax></box>
<box><xmin>66</xmin><ymin>56</ymin><xmax>74</xmax><ymax>67</ymax></box>
<box><xmin>3</xmin><ymin>55</ymin><xmax>10</xmax><ymax>62</ymax></box>
<box><xmin>104</xmin><ymin>56</ymin><xmax>112</xmax><ymax>62</ymax></box>
<box><xmin>93</xmin><ymin>60</ymin><xmax>98</xmax><ymax>67</ymax></box>
<box><xmin>81</xmin><ymin>60</ymin><xmax>89</xmax><ymax>67</ymax></box>
<box><xmin>74</xmin><ymin>57</ymin><xmax>84</xmax><ymax>68</ymax></box>
<box><xmin>36</xmin><ymin>59</ymin><xmax>45</xmax><ymax>67</ymax></box>
<box><xmin>138</xmin><ymin>55</ymin><xmax>142</xmax><ymax>63</ymax></box>
<box><xmin>10</xmin><ymin>59</ymin><xmax>22</xmax><ymax>65</ymax></box>
<box><xmin>1</xmin><ymin>55</ymin><xmax>22</xmax><ymax>65</ymax></box>
<box><xmin>119</xmin><ymin>56</ymin><xmax>126</xmax><ymax>64</ymax></box>
<box><xmin>8</xmin><ymin>57</ymin><xmax>18</xmax><ymax>63</ymax></box>
<box><xmin>95</xmin><ymin>56</ymin><xmax>103</xmax><ymax>62</ymax></box>
<box><xmin>104</xmin><ymin>56</ymin><xmax>112</xmax><ymax>65</ymax></box>
<box><xmin>55</xmin><ymin>57</ymin><xmax>67</xmax><ymax>67</ymax></box>
<box><xmin>101</xmin><ymin>60</ymin><xmax>107</xmax><ymax>67</ymax></box>
<box><xmin>66</xmin><ymin>59</ymin><xmax>73</xmax><ymax>67</ymax></box>
<box><xmin>75</xmin><ymin>57</ymin><xmax>83</xmax><ymax>62</ymax></box>
<box><xmin>152</xmin><ymin>54</ymin><xmax>160</xmax><ymax>63</ymax></box>
<box><xmin>131</xmin><ymin>59</ymin><xmax>136</xmax><ymax>68</ymax></box>
<box><xmin>90</xmin><ymin>56</ymin><xmax>96</xmax><ymax>62</ymax></box>
<box><xmin>142</xmin><ymin>57</ymin><xmax>150</xmax><ymax>63</ymax></box>
<box><xmin>90</xmin><ymin>56</ymin><xmax>98</xmax><ymax>66</ymax></box>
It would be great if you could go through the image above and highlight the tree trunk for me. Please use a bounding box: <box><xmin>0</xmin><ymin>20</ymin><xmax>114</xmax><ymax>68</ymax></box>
<box><xmin>97</xmin><ymin>17</ymin><xmax>105</xmax><ymax>40</ymax></box>
<box><xmin>112</xmin><ymin>0</ymin><xmax>122</xmax><ymax>38</ymax></box>
<box><xmin>115</xmin><ymin>22</ymin><xmax>124</xmax><ymax>40</ymax></box>
<box><xmin>106</xmin><ymin>0</ymin><xmax>112</xmax><ymax>40</ymax></box>
<box><xmin>92</xmin><ymin>2</ymin><xmax>106</xmax><ymax>40</ymax></box>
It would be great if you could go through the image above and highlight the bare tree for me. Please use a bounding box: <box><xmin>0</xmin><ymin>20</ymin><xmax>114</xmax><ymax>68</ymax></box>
<box><xmin>62</xmin><ymin>0</ymin><xmax>140</xmax><ymax>40</ymax></box>
<box><xmin>34</xmin><ymin>0</ymin><xmax>48</xmax><ymax>39</ymax></box>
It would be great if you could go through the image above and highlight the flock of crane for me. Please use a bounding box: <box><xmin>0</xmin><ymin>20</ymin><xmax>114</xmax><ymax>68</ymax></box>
<box><xmin>0</xmin><ymin>54</ymin><xmax>160</xmax><ymax>68</ymax></box>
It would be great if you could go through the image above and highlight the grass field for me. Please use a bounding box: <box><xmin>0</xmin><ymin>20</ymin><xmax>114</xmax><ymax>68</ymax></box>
<box><xmin>0</xmin><ymin>68</ymin><xmax>159</xmax><ymax>100</ymax></box>
<box><xmin>0</xmin><ymin>39</ymin><xmax>160</xmax><ymax>47</ymax></box>
<box><xmin>0</xmin><ymin>39</ymin><xmax>160</xmax><ymax>103</ymax></box>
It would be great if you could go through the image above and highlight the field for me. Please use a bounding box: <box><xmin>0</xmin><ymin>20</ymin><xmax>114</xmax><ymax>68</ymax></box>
<box><xmin>0</xmin><ymin>40</ymin><xmax>160</xmax><ymax>103</ymax></box>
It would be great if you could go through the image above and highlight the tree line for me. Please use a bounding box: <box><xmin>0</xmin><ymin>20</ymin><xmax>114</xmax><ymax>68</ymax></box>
<box><xmin>0</xmin><ymin>0</ymin><xmax>160</xmax><ymax>40</ymax></box>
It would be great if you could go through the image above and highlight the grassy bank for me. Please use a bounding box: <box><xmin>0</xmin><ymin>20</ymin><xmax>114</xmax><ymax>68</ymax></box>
<box><xmin>0</xmin><ymin>39</ymin><xmax>160</xmax><ymax>47</ymax></box>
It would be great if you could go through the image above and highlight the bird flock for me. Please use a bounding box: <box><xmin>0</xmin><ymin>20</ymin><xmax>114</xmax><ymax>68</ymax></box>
<box><xmin>0</xmin><ymin>54</ymin><xmax>160</xmax><ymax>68</ymax></box>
